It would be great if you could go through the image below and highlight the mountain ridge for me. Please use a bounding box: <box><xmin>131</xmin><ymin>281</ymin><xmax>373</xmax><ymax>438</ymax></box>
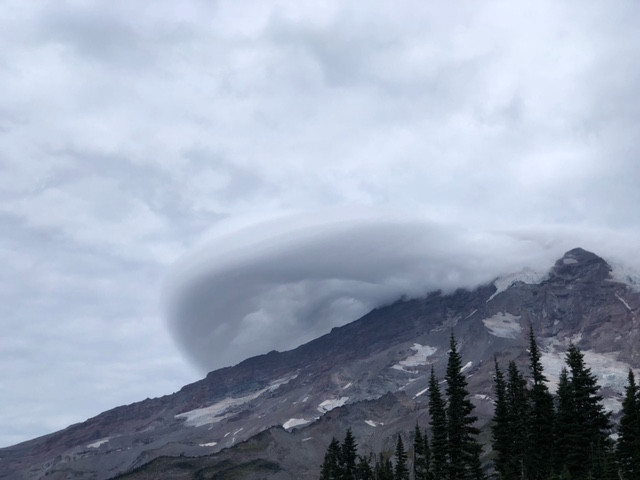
<box><xmin>2</xmin><ymin>248</ymin><xmax>639</xmax><ymax>479</ymax></box>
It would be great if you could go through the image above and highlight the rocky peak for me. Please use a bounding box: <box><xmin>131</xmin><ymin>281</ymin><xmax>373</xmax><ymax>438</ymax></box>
<box><xmin>547</xmin><ymin>247</ymin><xmax>611</xmax><ymax>284</ymax></box>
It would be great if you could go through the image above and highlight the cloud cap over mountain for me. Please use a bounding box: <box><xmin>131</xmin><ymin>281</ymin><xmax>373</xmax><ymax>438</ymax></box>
<box><xmin>165</xmin><ymin>211</ymin><xmax>640</xmax><ymax>372</ymax></box>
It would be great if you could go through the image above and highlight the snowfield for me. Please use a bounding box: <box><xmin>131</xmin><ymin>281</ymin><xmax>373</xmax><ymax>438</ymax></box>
<box><xmin>414</xmin><ymin>387</ymin><xmax>429</xmax><ymax>398</ymax></box>
<box><xmin>392</xmin><ymin>343</ymin><xmax>437</xmax><ymax>371</ymax></box>
<box><xmin>87</xmin><ymin>438</ymin><xmax>110</xmax><ymax>449</ymax></box>
<box><xmin>317</xmin><ymin>397</ymin><xmax>349</xmax><ymax>413</ymax></box>
<box><xmin>615</xmin><ymin>293</ymin><xmax>633</xmax><ymax>312</ymax></box>
<box><xmin>482</xmin><ymin>312</ymin><xmax>522</xmax><ymax>339</ymax></box>
<box><xmin>283</xmin><ymin>418</ymin><xmax>312</xmax><ymax>430</ymax></box>
<box><xmin>540</xmin><ymin>344</ymin><xmax>639</xmax><ymax>412</ymax></box>
<box><xmin>176</xmin><ymin>374</ymin><xmax>297</xmax><ymax>427</ymax></box>
<box><xmin>487</xmin><ymin>268</ymin><xmax>548</xmax><ymax>302</ymax></box>
<box><xmin>365</xmin><ymin>420</ymin><xmax>383</xmax><ymax>427</ymax></box>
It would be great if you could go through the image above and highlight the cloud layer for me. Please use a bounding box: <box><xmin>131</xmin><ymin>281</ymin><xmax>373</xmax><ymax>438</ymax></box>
<box><xmin>166</xmin><ymin>211</ymin><xmax>640</xmax><ymax>372</ymax></box>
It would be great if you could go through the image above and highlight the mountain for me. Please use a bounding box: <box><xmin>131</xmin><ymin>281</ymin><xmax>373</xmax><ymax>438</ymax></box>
<box><xmin>2</xmin><ymin>248</ymin><xmax>639</xmax><ymax>479</ymax></box>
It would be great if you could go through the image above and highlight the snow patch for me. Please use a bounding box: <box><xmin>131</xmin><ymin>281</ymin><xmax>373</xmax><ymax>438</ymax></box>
<box><xmin>391</xmin><ymin>365</ymin><xmax>417</xmax><ymax>373</ymax></box>
<box><xmin>176</xmin><ymin>374</ymin><xmax>297</xmax><ymax>427</ymax></box>
<box><xmin>563</xmin><ymin>258</ymin><xmax>578</xmax><ymax>265</ymax></box>
<box><xmin>414</xmin><ymin>387</ymin><xmax>429</xmax><ymax>398</ymax></box>
<box><xmin>87</xmin><ymin>438</ymin><xmax>109</xmax><ymax>449</ymax></box>
<box><xmin>302</xmin><ymin>437</ymin><xmax>314</xmax><ymax>442</ymax></box>
<box><xmin>615</xmin><ymin>293</ymin><xmax>633</xmax><ymax>313</ymax></box>
<box><xmin>474</xmin><ymin>394</ymin><xmax>491</xmax><ymax>402</ymax></box>
<box><xmin>283</xmin><ymin>418</ymin><xmax>311</xmax><ymax>430</ymax></box>
<box><xmin>199</xmin><ymin>442</ymin><xmax>217</xmax><ymax>447</ymax></box>
<box><xmin>540</xmin><ymin>346</ymin><xmax>638</xmax><ymax>407</ymax></box>
<box><xmin>342</xmin><ymin>382</ymin><xmax>352</xmax><ymax>390</ymax></box>
<box><xmin>487</xmin><ymin>268</ymin><xmax>547</xmax><ymax>302</ymax></box>
<box><xmin>482</xmin><ymin>312</ymin><xmax>522</xmax><ymax>339</ymax></box>
<box><xmin>464</xmin><ymin>309</ymin><xmax>478</xmax><ymax>320</ymax></box>
<box><xmin>317</xmin><ymin>397</ymin><xmax>349</xmax><ymax>413</ymax></box>
<box><xmin>399</xmin><ymin>378</ymin><xmax>418</xmax><ymax>391</ymax></box>
<box><xmin>365</xmin><ymin>420</ymin><xmax>384</xmax><ymax>427</ymax></box>
<box><xmin>603</xmin><ymin>397</ymin><xmax>623</xmax><ymax>414</ymax></box>
<box><xmin>392</xmin><ymin>344</ymin><xmax>437</xmax><ymax>371</ymax></box>
<box><xmin>176</xmin><ymin>392</ymin><xmax>262</xmax><ymax>427</ymax></box>
<box><xmin>462</xmin><ymin>361</ymin><xmax>473</xmax><ymax>372</ymax></box>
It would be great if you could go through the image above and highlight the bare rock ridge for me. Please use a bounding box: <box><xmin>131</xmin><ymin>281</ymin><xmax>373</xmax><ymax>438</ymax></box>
<box><xmin>1</xmin><ymin>248</ymin><xmax>639</xmax><ymax>479</ymax></box>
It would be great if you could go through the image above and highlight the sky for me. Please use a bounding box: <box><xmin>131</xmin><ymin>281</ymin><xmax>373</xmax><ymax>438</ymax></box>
<box><xmin>1</xmin><ymin>0</ymin><xmax>640</xmax><ymax>447</ymax></box>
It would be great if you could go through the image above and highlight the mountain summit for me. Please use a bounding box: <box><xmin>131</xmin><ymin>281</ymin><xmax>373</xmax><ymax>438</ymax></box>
<box><xmin>1</xmin><ymin>249</ymin><xmax>638</xmax><ymax>479</ymax></box>
<box><xmin>549</xmin><ymin>247</ymin><xmax>612</xmax><ymax>283</ymax></box>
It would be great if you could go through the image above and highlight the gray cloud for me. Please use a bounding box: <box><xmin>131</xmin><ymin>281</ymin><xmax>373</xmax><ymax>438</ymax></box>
<box><xmin>165</xmin><ymin>211</ymin><xmax>640</xmax><ymax>372</ymax></box>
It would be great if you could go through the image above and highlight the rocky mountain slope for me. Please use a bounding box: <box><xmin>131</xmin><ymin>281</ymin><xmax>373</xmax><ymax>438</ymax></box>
<box><xmin>1</xmin><ymin>248</ymin><xmax>639</xmax><ymax>479</ymax></box>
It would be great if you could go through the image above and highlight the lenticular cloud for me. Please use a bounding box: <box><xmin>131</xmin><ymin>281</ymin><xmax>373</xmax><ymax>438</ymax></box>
<box><xmin>164</xmin><ymin>211</ymin><xmax>583</xmax><ymax>372</ymax></box>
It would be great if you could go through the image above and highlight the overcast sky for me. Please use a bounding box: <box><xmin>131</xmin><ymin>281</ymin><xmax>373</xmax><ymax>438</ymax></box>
<box><xmin>2</xmin><ymin>0</ymin><xmax>640</xmax><ymax>448</ymax></box>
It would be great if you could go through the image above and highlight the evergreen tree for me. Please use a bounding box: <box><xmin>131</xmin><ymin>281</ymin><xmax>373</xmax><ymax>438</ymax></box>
<box><xmin>379</xmin><ymin>454</ymin><xmax>394</xmax><ymax>480</ymax></box>
<box><xmin>525</xmin><ymin>328</ymin><xmax>555</xmax><ymax>480</ymax></box>
<box><xmin>505</xmin><ymin>361</ymin><xmax>528</xmax><ymax>479</ymax></box>
<box><xmin>445</xmin><ymin>333</ymin><xmax>484</xmax><ymax>480</ymax></box>
<box><xmin>491</xmin><ymin>359</ymin><xmax>514</xmax><ymax>480</ymax></box>
<box><xmin>355</xmin><ymin>455</ymin><xmax>374</xmax><ymax>480</ymax></box>
<box><xmin>599</xmin><ymin>444</ymin><xmax>620</xmax><ymax>480</ymax></box>
<box><xmin>618</xmin><ymin>369</ymin><xmax>640</xmax><ymax>480</ymax></box>
<box><xmin>560</xmin><ymin>344</ymin><xmax>611</xmax><ymax>478</ymax></box>
<box><xmin>374</xmin><ymin>454</ymin><xmax>384</xmax><ymax>480</ymax></box>
<box><xmin>423</xmin><ymin>428</ymin><xmax>432</xmax><ymax>480</ymax></box>
<box><xmin>428</xmin><ymin>367</ymin><xmax>448</xmax><ymax>480</ymax></box>
<box><xmin>374</xmin><ymin>453</ymin><xmax>394</xmax><ymax>480</ymax></box>
<box><xmin>321</xmin><ymin>437</ymin><xmax>342</xmax><ymax>480</ymax></box>
<box><xmin>553</xmin><ymin>367</ymin><xmax>573</xmax><ymax>475</ymax></box>
<box><xmin>394</xmin><ymin>435</ymin><xmax>410</xmax><ymax>480</ymax></box>
<box><xmin>341</xmin><ymin>428</ymin><xmax>358</xmax><ymax>480</ymax></box>
<box><xmin>414</xmin><ymin>424</ymin><xmax>431</xmax><ymax>480</ymax></box>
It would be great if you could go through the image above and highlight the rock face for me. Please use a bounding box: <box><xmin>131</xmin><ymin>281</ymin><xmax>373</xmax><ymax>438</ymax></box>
<box><xmin>1</xmin><ymin>248</ymin><xmax>639</xmax><ymax>479</ymax></box>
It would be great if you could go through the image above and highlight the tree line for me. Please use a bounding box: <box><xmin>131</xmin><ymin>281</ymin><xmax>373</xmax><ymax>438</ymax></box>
<box><xmin>320</xmin><ymin>331</ymin><xmax>640</xmax><ymax>480</ymax></box>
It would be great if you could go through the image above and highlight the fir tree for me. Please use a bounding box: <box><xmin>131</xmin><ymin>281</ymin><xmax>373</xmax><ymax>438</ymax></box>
<box><xmin>553</xmin><ymin>367</ymin><xmax>574</xmax><ymax>475</ymax></box>
<box><xmin>561</xmin><ymin>344</ymin><xmax>611</xmax><ymax>478</ymax></box>
<box><xmin>374</xmin><ymin>454</ymin><xmax>384</xmax><ymax>480</ymax></box>
<box><xmin>491</xmin><ymin>359</ymin><xmax>514</xmax><ymax>480</ymax></box>
<box><xmin>445</xmin><ymin>333</ymin><xmax>484</xmax><ymax>480</ymax></box>
<box><xmin>321</xmin><ymin>437</ymin><xmax>342</xmax><ymax>480</ymax></box>
<box><xmin>374</xmin><ymin>453</ymin><xmax>394</xmax><ymax>480</ymax></box>
<box><xmin>525</xmin><ymin>328</ymin><xmax>555</xmax><ymax>480</ymax></box>
<box><xmin>341</xmin><ymin>428</ymin><xmax>358</xmax><ymax>480</ymax></box>
<box><xmin>355</xmin><ymin>455</ymin><xmax>374</xmax><ymax>480</ymax></box>
<box><xmin>505</xmin><ymin>361</ymin><xmax>527</xmax><ymax>479</ymax></box>
<box><xmin>428</xmin><ymin>367</ymin><xmax>448</xmax><ymax>480</ymax></box>
<box><xmin>394</xmin><ymin>435</ymin><xmax>410</xmax><ymax>480</ymax></box>
<box><xmin>423</xmin><ymin>428</ymin><xmax>432</xmax><ymax>480</ymax></box>
<box><xmin>618</xmin><ymin>369</ymin><xmax>640</xmax><ymax>480</ymax></box>
<box><xmin>378</xmin><ymin>454</ymin><xmax>394</xmax><ymax>480</ymax></box>
<box><xmin>414</xmin><ymin>424</ymin><xmax>431</xmax><ymax>480</ymax></box>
